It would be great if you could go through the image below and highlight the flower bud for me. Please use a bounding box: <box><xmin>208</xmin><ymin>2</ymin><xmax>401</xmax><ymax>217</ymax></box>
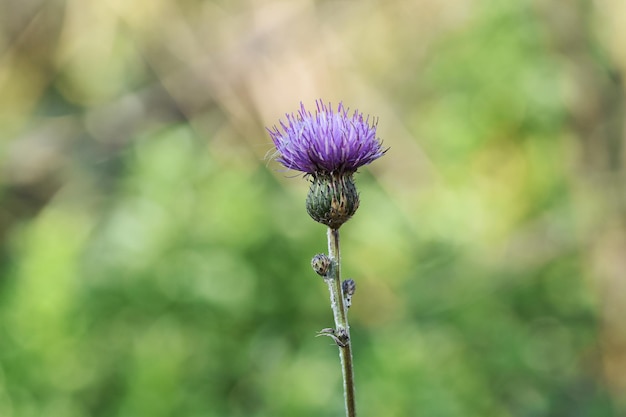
<box><xmin>311</xmin><ymin>253</ymin><xmax>331</xmax><ymax>276</ymax></box>
<box><xmin>306</xmin><ymin>173</ymin><xmax>360</xmax><ymax>229</ymax></box>
<box><xmin>342</xmin><ymin>279</ymin><xmax>356</xmax><ymax>308</ymax></box>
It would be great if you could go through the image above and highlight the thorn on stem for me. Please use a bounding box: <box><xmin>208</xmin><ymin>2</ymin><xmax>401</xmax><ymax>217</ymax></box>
<box><xmin>316</xmin><ymin>327</ymin><xmax>349</xmax><ymax>347</ymax></box>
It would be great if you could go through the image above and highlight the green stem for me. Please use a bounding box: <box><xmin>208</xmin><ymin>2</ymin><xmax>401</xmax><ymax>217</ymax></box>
<box><xmin>326</xmin><ymin>227</ymin><xmax>357</xmax><ymax>417</ymax></box>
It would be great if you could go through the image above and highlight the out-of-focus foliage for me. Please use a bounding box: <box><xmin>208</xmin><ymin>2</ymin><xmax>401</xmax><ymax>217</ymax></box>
<box><xmin>1</xmin><ymin>0</ymin><xmax>625</xmax><ymax>416</ymax></box>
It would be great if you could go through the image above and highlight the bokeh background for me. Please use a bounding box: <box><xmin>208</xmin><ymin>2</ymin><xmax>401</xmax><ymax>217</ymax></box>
<box><xmin>1</xmin><ymin>0</ymin><xmax>626</xmax><ymax>416</ymax></box>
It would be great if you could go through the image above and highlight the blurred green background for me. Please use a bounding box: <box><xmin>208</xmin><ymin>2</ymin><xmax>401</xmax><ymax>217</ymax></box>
<box><xmin>1</xmin><ymin>0</ymin><xmax>626</xmax><ymax>416</ymax></box>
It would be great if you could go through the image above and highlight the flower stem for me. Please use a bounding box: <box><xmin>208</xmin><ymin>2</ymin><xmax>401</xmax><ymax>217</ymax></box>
<box><xmin>326</xmin><ymin>227</ymin><xmax>357</xmax><ymax>417</ymax></box>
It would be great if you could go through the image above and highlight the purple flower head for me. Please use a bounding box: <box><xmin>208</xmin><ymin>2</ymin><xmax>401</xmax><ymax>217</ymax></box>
<box><xmin>267</xmin><ymin>100</ymin><xmax>386</xmax><ymax>175</ymax></box>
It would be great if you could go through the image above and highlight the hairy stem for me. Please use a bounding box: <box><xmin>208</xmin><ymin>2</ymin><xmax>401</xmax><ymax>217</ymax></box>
<box><xmin>326</xmin><ymin>227</ymin><xmax>356</xmax><ymax>417</ymax></box>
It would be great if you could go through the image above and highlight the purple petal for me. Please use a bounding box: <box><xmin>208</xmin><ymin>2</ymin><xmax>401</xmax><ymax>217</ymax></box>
<box><xmin>267</xmin><ymin>100</ymin><xmax>386</xmax><ymax>174</ymax></box>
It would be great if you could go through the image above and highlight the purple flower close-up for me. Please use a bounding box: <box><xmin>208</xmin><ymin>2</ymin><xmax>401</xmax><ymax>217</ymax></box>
<box><xmin>267</xmin><ymin>100</ymin><xmax>387</xmax><ymax>175</ymax></box>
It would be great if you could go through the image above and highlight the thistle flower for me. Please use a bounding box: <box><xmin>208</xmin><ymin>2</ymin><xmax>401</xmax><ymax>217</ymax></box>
<box><xmin>268</xmin><ymin>100</ymin><xmax>386</xmax><ymax>228</ymax></box>
<box><xmin>267</xmin><ymin>101</ymin><xmax>386</xmax><ymax>175</ymax></box>
<box><xmin>267</xmin><ymin>100</ymin><xmax>386</xmax><ymax>417</ymax></box>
